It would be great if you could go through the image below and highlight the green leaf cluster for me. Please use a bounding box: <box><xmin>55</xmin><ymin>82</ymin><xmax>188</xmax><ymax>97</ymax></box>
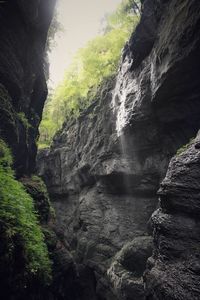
<box><xmin>0</xmin><ymin>139</ymin><xmax>52</xmax><ymax>285</ymax></box>
<box><xmin>39</xmin><ymin>0</ymin><xmax>140</xmax><ymax>147</ymax></box>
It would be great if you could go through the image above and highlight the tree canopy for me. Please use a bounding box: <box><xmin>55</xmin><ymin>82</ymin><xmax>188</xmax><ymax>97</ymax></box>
<box><xmin>39</xmin><ymin>0</ymin><xmax>140</xmax><ymax>148</ymax></box>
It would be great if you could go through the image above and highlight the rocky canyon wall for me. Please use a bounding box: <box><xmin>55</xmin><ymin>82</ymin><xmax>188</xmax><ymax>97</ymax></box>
<box><xmin>0</xmin><ymin>0</ymin><xmax>55</xmax><ymax>176</ymax></box>
<box><xmin>0</xmin><ymin>1</ymin><xmax>57</xmax><ymax>299</ymax></box>
<box><xmin>38</xmin><ymin>0</ymin><xmax>200</xmax><ymax>299</ymax></box>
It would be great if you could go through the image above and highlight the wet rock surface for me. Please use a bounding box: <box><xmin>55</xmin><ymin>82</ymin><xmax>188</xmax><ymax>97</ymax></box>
<box><xmin>38</xmin><ymin>0</ymin><xmax>200</xmax><ymax>300</ymax></box>
<box><xmin>37</xmin><ymin>0</ymin><xmax>200</xmax><ymax>299</ymax></box>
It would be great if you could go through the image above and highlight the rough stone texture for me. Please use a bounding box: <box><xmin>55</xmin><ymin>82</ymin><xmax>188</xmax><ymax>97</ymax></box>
<box><xmin>0</xmin><ymin>2</ymin><xmax>102</xmax><ymax>300</ymax></box>
<box><xmin>20</xmin><ymin>175</ymin><xmax>82</xmax><ymax>300</ymax></box>
<box><xmin>144</xmin><ymin>134</ymin><xmax>200</xmax><ymax>300</ymax></box>
<box><xmin>108</xmin><ymin>236</ymin><xmax>153</xmax><ymax>300</ymax></box>
<box><xmin>37</xmin><ymin>76</ymin><xmax>158</xmax><ymax>299</ymax></box>
<box><xmin>38</xmin><ymin>0</ymin><xmax>200</xmax><ymax>299</ymax></box>
<box><xmin>0</xmin><ymin>0</ymin><xmax>55</xmax><ymax>176</ymax></box>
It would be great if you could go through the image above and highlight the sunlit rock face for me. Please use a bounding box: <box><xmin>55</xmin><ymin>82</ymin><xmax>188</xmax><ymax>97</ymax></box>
<box><xmin>0</xmin><ymin>0</ymin><xmax>55</xmax><ymax>176</ymax></box>
<box><xmin>38</xmin><ymin>0</ymin><xmax>200</xmax><ymax>299</ymax></box>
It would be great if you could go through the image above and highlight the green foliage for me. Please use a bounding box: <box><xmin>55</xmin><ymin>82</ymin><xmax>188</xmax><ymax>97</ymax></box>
<box><xmin>0</xmin><ymin>139</ymin><xmax>52</xmax><ymax>284</ymax></box>
<box><xmin>38</xmin><ymin>102</ymin><xmax>58</xmax><ymax>148</ymax></box>
<box><xmin>39</xmin><ymin>0</ymin><xmax>139</xmax><ymax>146</ymax></box>
<box><xmin>17</xmin><ymin>112</ymin><xmax>31</xmax><ymax>129</ymax></box>
<box><xmin>0</xmin><ymin>139</ymin><xmax>13</xmax><ymax>167</ymax></box>
<box><xmin>0</xmin><ymin>85</ymin><xmax>16</xmax><ymax>131</ymax></box>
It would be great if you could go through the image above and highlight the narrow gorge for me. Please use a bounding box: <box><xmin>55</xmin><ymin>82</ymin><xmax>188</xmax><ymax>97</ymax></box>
<box><xmin>0</xmin><ymin>0</ymin><xmax>200</xmax><ymax>299</ymax></box>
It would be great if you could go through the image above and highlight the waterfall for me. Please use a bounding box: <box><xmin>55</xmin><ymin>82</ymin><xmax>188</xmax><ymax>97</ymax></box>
<box><xmin>111</xmin><ymin>55</ymin><xmax>141</xmax><ymax>195</ymax></box>
<box><xmin>111</xmin><ymin>55</ymin><xmax>141</xmax><ymax>137</ymax></box>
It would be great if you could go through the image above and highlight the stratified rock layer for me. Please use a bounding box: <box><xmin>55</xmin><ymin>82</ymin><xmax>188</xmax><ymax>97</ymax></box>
<box><xmin>37</xmin><ymin>75</ymin><xmax>158</xmax><ymax>299</ymax></box>
<box><xmin>38</xmin><ymin>0</ymin><xmax>200</xmax><ymax>299</ymax></box>
<box><xmin>144</xmin><ymin>134</ymin><xmax>200</xmax><ymax>300</ymax></box>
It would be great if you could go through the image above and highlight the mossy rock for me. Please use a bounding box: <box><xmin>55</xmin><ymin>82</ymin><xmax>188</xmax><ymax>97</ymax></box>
<box><xmin>115</xmin><ymin>236</ymin><xmax>153</xmax><ymax>276</ymax></box>
<box><xmin>20</xmin><ymin>175</ymin><xmax>55</xmax><ymax>224</ymax></box>
<box><xmin>0</xmin><ymin>139</ymin><xmax>13</xmax><ymax>167</ymax></box>
<box><xmin>176</xmin><ymin>138</ymin><xmax>195</xmax><ymax>156</ymax></box>
<box><xmin>0</xmin><ymin>85</ymin><xmax>18</xmax><ymax>145</ymax></box>
<box><xmin>0</xmin><ymin>139</ymin><xmax>52</xmax><ymax>295</ymax></box>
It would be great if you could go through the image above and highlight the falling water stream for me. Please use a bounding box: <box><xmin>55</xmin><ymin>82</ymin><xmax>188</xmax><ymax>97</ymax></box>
<box><xmin>111</xmin><ymin>55</ymin><xmax>142</xmax><ymax>195</ymax></box>
<box><xmin>112</xmin><ymin>54</ymin><xmax>141</xmax><ymax>137</ymax></box>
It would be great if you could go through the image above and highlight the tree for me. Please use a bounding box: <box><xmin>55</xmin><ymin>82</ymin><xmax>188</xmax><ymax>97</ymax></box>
<box><xmin>39</xmin><ymin>0</ymin><xmax>140</xmax><ymax>148</ymax></box>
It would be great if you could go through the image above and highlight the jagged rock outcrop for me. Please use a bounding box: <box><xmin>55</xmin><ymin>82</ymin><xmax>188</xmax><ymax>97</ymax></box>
<box><xmin>0</xmin><ymin>0</ymin><xmax>55</xmax><ymax>176</ymax></box>
<box><xmin>108</xmin><ymin>236</ymin><xmax>153</xmax><ymax>300</ymax></box>
<box><xmin>37</xmin><ymin>75</ymin><xmax>158</xmax><ymax>299</ymax></box>
<box><xmin>38</xmin><ymin>0</ymin><xmax>200</xmax><ymax>299</ymax></box>
<box><xmin>145</xmin><ymin>134</ymin><xmax>200</xmax><ymax>299</ymax></box>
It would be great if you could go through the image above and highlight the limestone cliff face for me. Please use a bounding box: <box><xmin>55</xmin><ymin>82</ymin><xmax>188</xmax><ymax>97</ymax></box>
<box><xmin>38</xmin><ymin>0</ymin><xmax>200</xmax><ymax>299</ymax></box>
<box><xmin>0</xmin><ymin>0</ymin><xmax>55</xmax><ymax>176</ymax></box>
<box><xmin>144</xmin><ymin>134</ymin><xmax>200</xmax><ymax>300</ymax></box>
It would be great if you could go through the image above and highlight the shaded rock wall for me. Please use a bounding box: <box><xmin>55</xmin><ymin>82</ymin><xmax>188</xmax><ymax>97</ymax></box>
<box><xmin>0</xmin><ymin>0</ymin><xmax>56</xmax><ymax>176</ymax></box>
<box><xmin>144</xmin><ymin>134</ymin><xmax>200</xmax><ymax>299</ymax></box>
<box><xmin>38</xmin><ymin>0</ymin><xmax>200</xmax><ymax>299</ymax></box>
<box><xmin>0</xmin><ymin>2</ymin><xmax>58</xmax><ymax>299</ymax></box>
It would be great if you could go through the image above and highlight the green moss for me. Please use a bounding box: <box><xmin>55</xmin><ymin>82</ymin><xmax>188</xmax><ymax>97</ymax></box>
<box><xmin>0</xmin><ymin>139</ymin><xmax>52</xmax><ymax>285</ymax></box>
<box><xmin>30</xmin><ymin>175</ymin><xmax>48</xmax><ymax>194</ymax></box>
<box><xmin>17</xmin><ymin>112</ymin><xmax>31</xmax><ymax>129</ymax></box>
<box><xmin>176</xmin><ymin>138</ymin><xmax>194</xmax><ymax>156</ymax></box>
<box><xmin>49</xmin><ymin>205</ymin><xmax>56</xmax><ymax>220</ymax></box>
<box><xmin>42</xmin><ymin>227</ymin><xmax>57</xmax><ymax>251</ymax></box>
<box><xmin>21</xmin><ymin>175</ymin><xmax>55</xmax><ymax>223</ymax></box>
<box><xmin>37</xmin><ymin>142</ymin><xmax>50</xmax><ymax>149</ymax></box>
<box><xmin>0</xmin><ymin>85</ymin><xmax>17</xmax><ymax>129</ymax></box>
<box><xmin>0</xmin><ymin>139</ymin><xmax>13</xmax><ymax>167</ymax></box>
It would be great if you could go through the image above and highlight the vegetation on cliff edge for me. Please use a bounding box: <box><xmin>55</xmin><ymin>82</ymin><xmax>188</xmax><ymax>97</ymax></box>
<box><xmin>39</xmin><ymin>0</ymin><xmax>140</xmax><ymax>148</ymax></box>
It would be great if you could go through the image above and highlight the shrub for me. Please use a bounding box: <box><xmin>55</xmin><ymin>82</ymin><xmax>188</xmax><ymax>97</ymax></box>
<box><xmin>0</xmin><ymin>139</ymin><xmax>52</xmax><ymax>286</ymax></box>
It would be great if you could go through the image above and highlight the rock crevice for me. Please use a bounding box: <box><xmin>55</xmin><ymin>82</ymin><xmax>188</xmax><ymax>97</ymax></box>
<box><xmin>37</xmin><ymin>0</ymin><xmax>200</xmax><ymax>299</ymax></box>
